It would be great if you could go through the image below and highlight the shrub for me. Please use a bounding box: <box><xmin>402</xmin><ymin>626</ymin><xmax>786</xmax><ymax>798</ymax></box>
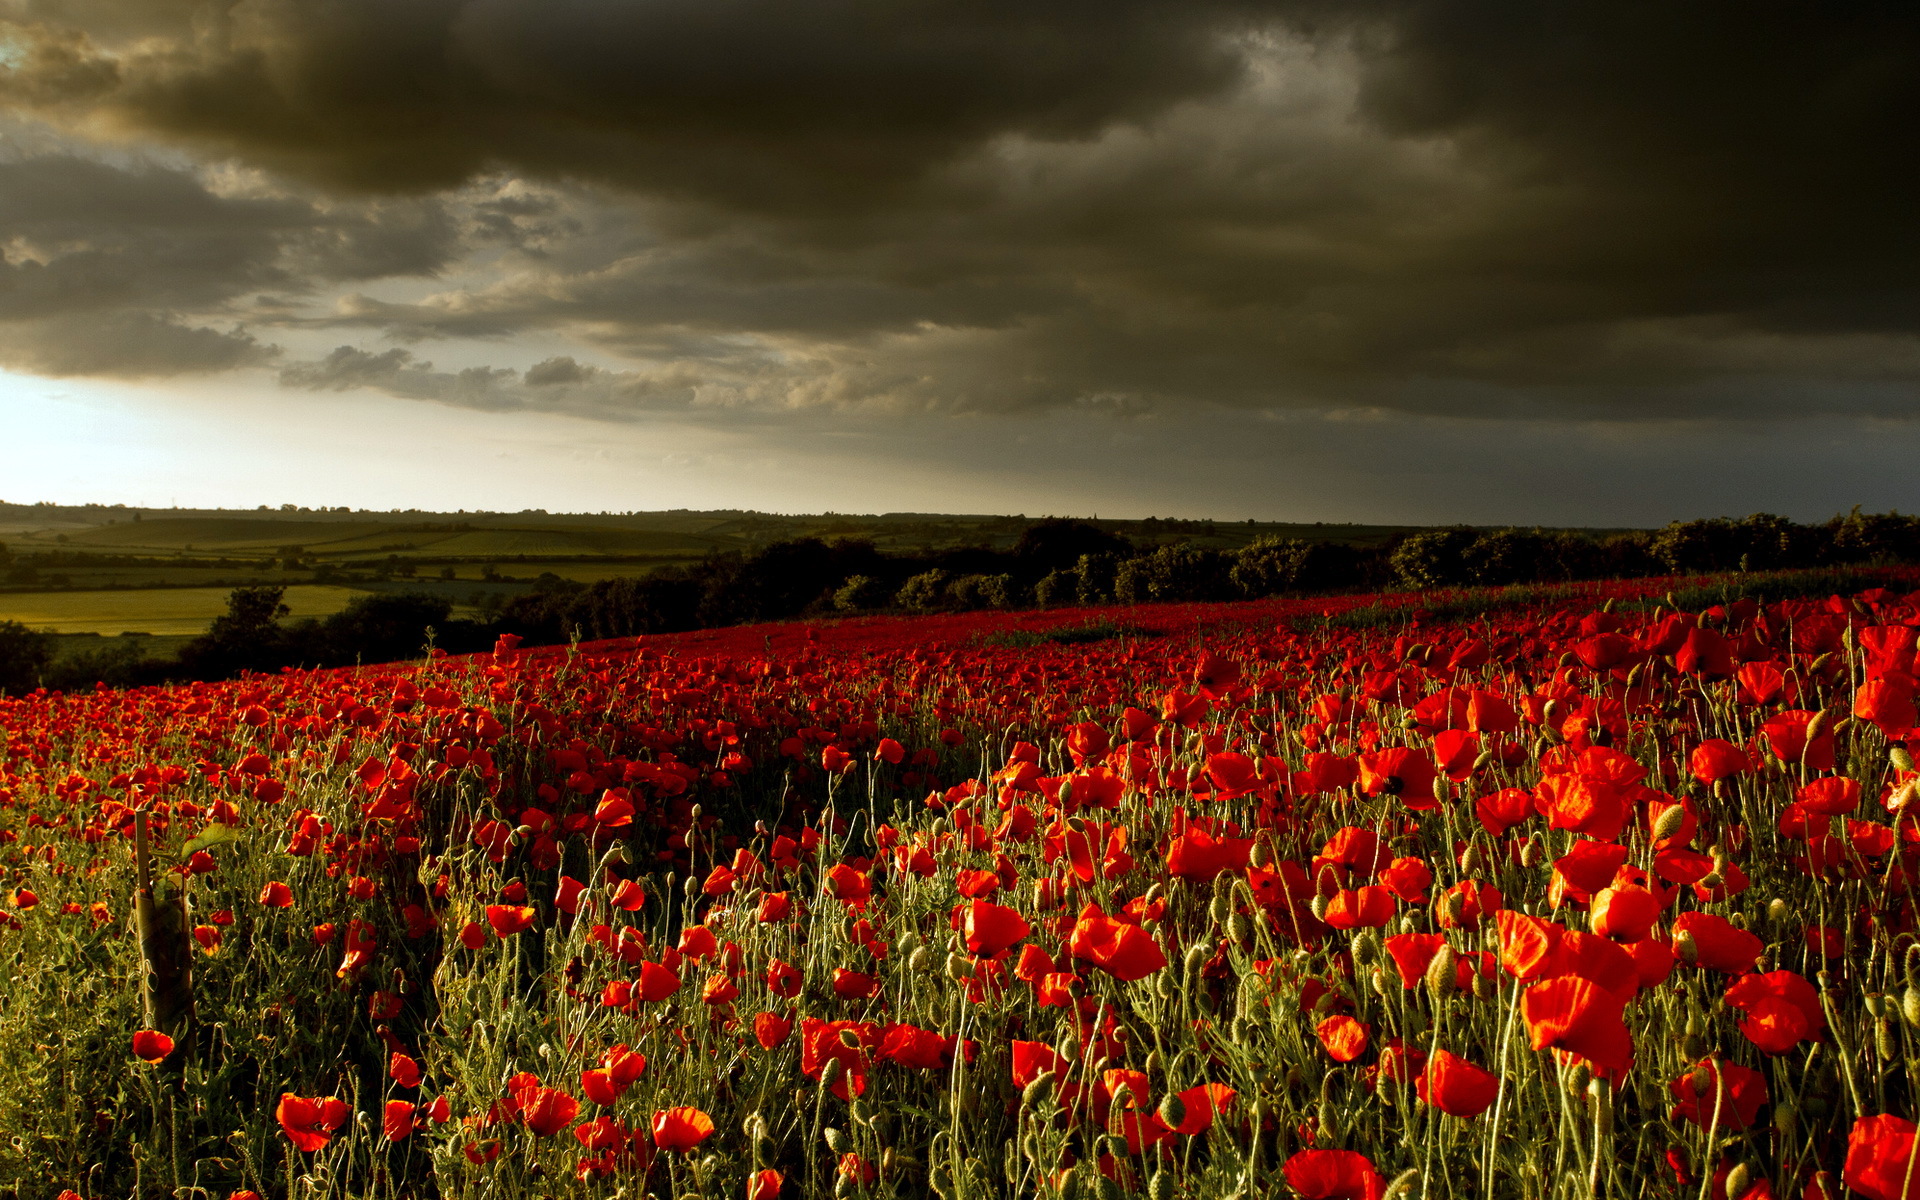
<box><xmin>895</xmin><ymin>569</ymin><xmax>950</xmax><ymax>612</ymax></box>
<box><xmin>0</xmin><ymin>620</ymin><xmax>52</xmax><ymax>695</ymax></box>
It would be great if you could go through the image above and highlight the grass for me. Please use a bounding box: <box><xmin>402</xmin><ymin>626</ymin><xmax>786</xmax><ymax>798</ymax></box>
<box><xmin>973</xmin><ymin>618</ymin><xmax>1159</xmax><ymax>647</ymax></box>
<box><xmin>0</xmin><ymin>585</ymin><xmax>375</xmax><ymax>635</ymax></box>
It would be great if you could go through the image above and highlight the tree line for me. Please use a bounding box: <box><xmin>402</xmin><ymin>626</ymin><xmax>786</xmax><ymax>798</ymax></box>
<box><xmin>3</xmin><ymin>508</ymin><xmax>1918</xmax><ymax>694</ymax></box>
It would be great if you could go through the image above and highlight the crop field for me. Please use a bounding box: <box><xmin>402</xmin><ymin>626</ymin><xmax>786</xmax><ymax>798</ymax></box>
<box><xmin>3</xmin><ymin>574</ymin><xmax>1919</xmax><ymax>1200</ymax></box>
<box><xmin>0</xmin><ymin>586</ymin><xmax>380</xmax><ymax>636</ymax></box>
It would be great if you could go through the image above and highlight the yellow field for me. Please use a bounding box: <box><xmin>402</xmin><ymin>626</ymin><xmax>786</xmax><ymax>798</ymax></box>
<box><xmin>0</xmin><ymin>586</ymin><xmax>372</xmax><ymax>635</ymax></box>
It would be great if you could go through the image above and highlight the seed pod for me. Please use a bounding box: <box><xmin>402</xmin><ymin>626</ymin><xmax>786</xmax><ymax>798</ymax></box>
<box><xmin>1724</xmin><ymin>1163</ymin><xmax>1751</xmax><ymax>1200</ymax></box>
<box><xmin>1229</xmin><ymin>910</ymin><xmax>1255</xmax><ymax>946</ymax></box>
<box><xmin>1675</xmin><ymin>930</ymin><xmax>1699</xmax><ymax>966</ymax></box>
<box><xmin>1588</xmin><ymin>1077</ymin><xmax>1613</xmax><ymax>1137</ymax></box>
<box><xmin>1688</xmin><ymin>1067</ymin><xmax>1713</xmax><ymax>1097</ymax></box>
<box><xmin>1767</xmin><ymin>898</ymin><xmax>1789</xmax><ymax>928</ymax></box>
<box><xmin>1773</xmin><ymin>1100</ymin><xmax>1798</xmax><ymax>1139</ymax></box>
<box><xmin>1425</xmin><ymin>946</ymin><xmax>1459</xmax><ymax>1001</ymax></box>
<box><xmin>1157</xmin><ymin>1093</ymin><xmax>1187</xmax><ymax>1130</ymax></box>
<box><xmin>1022</xmin><ymin>1069</ymin><xmax>1055</xmax><ymax>1108</ymax></box>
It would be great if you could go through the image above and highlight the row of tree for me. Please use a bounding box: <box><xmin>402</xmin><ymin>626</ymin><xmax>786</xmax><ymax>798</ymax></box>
<box><xmin>2</xmin><ymin>509</ymin><xmax>1918</xmax><ymax>693</ymax></box>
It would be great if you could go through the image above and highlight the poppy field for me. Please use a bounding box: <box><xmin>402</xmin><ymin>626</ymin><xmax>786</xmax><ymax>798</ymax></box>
<box><xmin>9</xmin><ymin>574</ymin><xmax>1920</xmax><ymax>1200</ymax></box>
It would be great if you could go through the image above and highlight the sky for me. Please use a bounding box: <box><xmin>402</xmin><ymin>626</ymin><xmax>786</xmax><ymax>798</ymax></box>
<box><xmin>2</xmin><ymin>2</ymin><xmax>1918</xmax><ymax>525</ymax></box>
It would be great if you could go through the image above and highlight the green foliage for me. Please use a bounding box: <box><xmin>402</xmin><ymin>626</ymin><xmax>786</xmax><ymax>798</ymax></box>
<box><xmin>0</xmin><ymin>619</ymin><xmax>53</xmax><ymax>695</ymax></box>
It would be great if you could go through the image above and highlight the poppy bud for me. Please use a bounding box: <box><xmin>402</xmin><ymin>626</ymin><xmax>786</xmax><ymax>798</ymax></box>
<box><xmin>908</xmin><ymin>946</ymin><xmax>931</xmax><ymax>973</ymax></box>
<box><xmin>1157</xmin><ymin>1092</ymin><xmax>1186</xmax><ymax>1129</ymax></box>
<box><xmin>1773</xmin><ymin>1100</ymin><xmax>1797</xmax><ymax>1138</ymax></box>
<box><xmin>1385</xmin><ymin>1169</ymin><xmax>1424</xmax><ymax>1199</ymax></box>
<box><xmin>1210</xmin><ymin>893</ymin><xmax>1232</xmax><ymax>926</ymax></box>
<box><xmin>1183</xmin><ymin>945</ymin><xmax>1208</xmax><ymax>977</ymax></box>
<box><xmin>945</xmin><ymin>953</ymin><xmax>975</xmax><ymax>981</ymax></box>
<box><xmin>1806</xmin><ymin>709</ymin><xmax>1832</xmax><ymax>742</ymax></box>
<box><xmin>1149</xmin><ymin>1169</ymin><xmax>1177</xmax><ymax>1200</ymax></box>
<box><xmin>1021</xmin><ymin>1071</ymin><xmax>1054</xmax><ymax>1108</ymax></box>
<box><xmin>1688</xmin><ymin>1067</ymin><xmax>1712</xmax><ymax>1097</ymax></box>
<box><xmin>1674</xmin><ymin>930</ymin><xmax>1699</xmax><ymax>965</ymax></box>
<box><xmin>1681</xmin><ymin>1014</ymin><xmax>1709</xmax><ymax>1059</ymax></box>
<box><xmin>1766</xmin><ymin>898</ymin><xmax>1789</xmax><ymax>928</ymax></box>
<box><xmin>1651</xmin><ymin>805</ymin><xmax>1688</xmax><ymax>843</ymax></box>
<box><xmin>825</xmin><ymin>1126</ymin><xmax>852</xmax><ymax>1154</ymax></box>
<box><xmin>1867</xmin><ymin>992</ymin><xmax>1888</xmax><ymax>1018</ymax></box>
<box><xmin>1588</xmin><ymin>1078</ymin><xmax>1613</xmax><ymax>1137</ymax></box>
<box><xmin>1877</xmin><ymin>1017</ymin><xmax>1898</xmax><ymax>1062</ymax></box>
<box><xmin>1310</xmin><ymin>894</ymin><xmax>1330</xmax><ymax>920</ymax></box>
<box><xmin>1903</xmin><ymin>988</ymin><xmax>1920</xmax><ymax>1028</ymax></box>
<box><xmin>1425</xmin><ymin>946</ymin><xmax>1458</xmax><ymax>1001</ymax></box>
<box><xmin>1229</xmin><ymin>912</ymin><xmax>1254</xmax><ymax>946</ymax></box>
<box><xmin>1723</xmin><ymin>1163</ymin><xmax>1751</xmax><ymax>1200</ymax></box>
<box><xmin>1157</xmin><ymin>971</ymin><xmax>1179</xmax><ymax>1000</ymax></box>
<box><xmin>821</xmin><ymin>1059</ymin><xmax>846</xmax><ymax>1092</ymax></box>
<box><xmin>754</xmin><ymin>1133</ymin><xmax>779</xmax><ymax>1166</ymax></box>
<box><xmin>1473</xmin><ymin>972</ymin><xmax>1496</xmax><ymax>1001</ymax></box>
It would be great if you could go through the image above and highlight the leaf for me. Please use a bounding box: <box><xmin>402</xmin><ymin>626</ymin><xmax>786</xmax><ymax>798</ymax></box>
<box><xmin>180</xmin><ymin>823</ymin><xmax>237</xmax><ymax>861</ymax></box>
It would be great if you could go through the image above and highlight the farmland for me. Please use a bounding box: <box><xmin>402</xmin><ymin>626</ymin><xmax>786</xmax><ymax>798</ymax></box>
<box><xmin>3</xmin><ymin>574</ymin><xmax>1920</xmax><ymax>1199</ymax></box>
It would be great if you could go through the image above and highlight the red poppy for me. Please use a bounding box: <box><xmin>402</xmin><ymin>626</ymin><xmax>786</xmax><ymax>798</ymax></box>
<box><xmin>638</xmin><ymin>961</ymin><xmax>682</xmax><ymax>1002</ymax></box>
<box><xmin>754</xmin><ymin>1012</ymin><xmax>793</xmax><ymax>1050</ymax></box>
<box><xmin>1166</xmin><ymin>827</ymin><xmax>1254</xmax><ymax>879</ymax></box>
<box><xmin>831</xmin><ymin>968</ymin><xmax>879</xmax><ymax>1000</ymax></box>
<box><xmin>756</xmin><ymin>891</ymin><xmax>792</xmax><ymax>922</ymax></box>
<box><xmin>878</xmin><ymin>1023</ymin><xmax>964</xmax><ymax>1070</ymax></box>
<box><xmin>1383</xmin><ymin>933</ymin><xmax>1446</xmax><ymax>990</ymax></box>
<box><xmin>1671</xmin><ymin>911</ymin><xmax>1762</xmax><ymax>974</ymax></box>
<box><xmin>1724</xmin><ymin>970</ymin><xmax>1825</xmax><ymax>1054</ymax></box>
<box><xmin>1322</xmin><ymin>887</ymin><xmax>1396</xmax><ymax>930</ymax></box>
<box><xmin>1172</xmin><ymin>1083</ymin><xmax>1234</xmax><ymax>1135</ymax></box>
<box><xmin>258</xmin><ymin>881</ymin><xmax>293</xmax><ymax>908</ymax></box>
<box><xmin>1315</xmin><ymin>1015</ymin><xmax>1370</xmax><ymax>1062</ymax></box>
<box><xmin>962</xmin><ymin>900</ymin><xmax>1031</xmax><ymax>957</ymax></box>
<box><xmin>132</xmin><ymin>1030</ymin><xmax>175</xmax><ymax>1065</ymax></box>
<box><xmin>747</xmin><ymin>1169</ymin><xmax>785</xmax><ymax>1200</ymax></box>
<box><xmin>389</xmin><ymin>1052</ymin><xmax>421</xmax><ymax>1089</ymax></box>
<box><xmin>276</xmin><ymin>1094</ymin><xmax>350</xmax><ymax>1152</ymax></box>
<box><xmin>652</xmin><ymin>1106</ymin><xmax>715</xmax><ymax>1152</ymax></box>
<box><xmin>1356</xmin><ymin>748</ymin><xmax>1438</xmax><ymax>808</ymax></box>
<box><xmin>1495</xmin><ymin>910</ymin><xmax>1565</xmax><ymax>980</ymax></box>
<box><xmin>515</xmin><ymin>1085</ymin><xmax>579</xmax><ymax>1137</ymax></box>
<box><xmin>1417</xmin><ymin>1050</ymin><xmax>1500</xmax><ymax>1118</ymax></box>
<box><xmin>1521</xmin><ymin>976</ymin><xmax>1633</xmax><ymax>1076</ymax></box>
<box><xmin>1668</xmin><ymin>1059</ymin><xmax>1767</xmax><ymax>1130</ymax></box>
<box><xmin>1011</xmin><ymin>1040</ymin><xmax>1072</xmax><ymax>1089</ymax></box>
<box><xmin>485</xmin><ymin>905</ymin><xmax>536</xmax><ymax>939</ymax></box>
<box><xmin>383</xmin><ymin>1100</ymin><xmax>415</xmax><ymax>1141</ymax></box>
<box><xmin>1283</xmin><ymin>1149</ymin><xmax>1385</xmax><ymax>1200</ymax></box>
<box><xmin>1067</xmin><ymin>911</ymin><xmax>1168</xmax><ymax>981</ymax></box>
<box><xmin>1588</xmin><ymin>885</ymin><xmax>1659</xmax><ymax>943</ymax></box>
<box><xmin>1846</xmin><ymin>1115</ymin><xmax>1920</xmax><ymax>1200</ymax></box>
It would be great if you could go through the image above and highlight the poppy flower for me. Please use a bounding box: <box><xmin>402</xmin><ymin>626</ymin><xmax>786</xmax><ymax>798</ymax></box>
<box><xmin>1846</xmin><ymin>1114</ymin><xmax>1920</xmax><ymax>1200</ymax></box>
<box><xmin>1383</xmin><ymin>933</ymin><xmax>1445</xmax><ymax>990</ymax></box>
<box><xmin>1668</xmin><ymin>1060</ymin><xmax>1767</xmax><ymax>1130</ymax></box>
<box><xmin>962</xmin><ymin>900</ymin><xmax>1031</xmax><ymax>957</ymax></box>
<box><xmin>389</xmin><ymin>1052</ymin><xmax>421</xmax><ymax>1089</ymax></box>
<box><xmin>1671</xmin><ymin>912</ymin><xmax>1762</xmax><ymax>974</ymax></box>
<box><xmin>1166</xmin><ymin>827</ymin><xmax>1254</xmax><ymax>879</ymax></box>
<box><xmin>1322</xmin><ymin>887</ymin><xmax>1396</xmax><ymax>930</ymax></box>
<box><xmin>383</xmin><ymin>1100</ymin><xmax>416</xmax><ymax>1141</ymax></box>
<box><xmin>754</xmin><ymin>1012</ymin><xmax>793</xmax><ymax>1050</ymax></box>
<box><xmin>132</xmin><ymin>1030</ymin><xmax>175</xmax><ymax>1064</ymax></box>
<box><xmin>277</xmin><ymin>1094</ymin><xmax>350</xmax><ymax>1152</ymax></box>
<box><xmin>652</xmin><ymin>1106</ymin><xmax>715</xmax><ymax>1152</ymax></box>
<box><xmin>1495</xmin><ymin>911</ymin><xmax>1565</xmax><ymax>980</ymax></box>
<box><xmin>831</xmin><ymin>968</ymin><xmax>879</xmax><ymax>1000</ymax></box>
<box><xmin>1725</xmin><ymin>971</ymin><xmax>1825</xmax><ymax>1054</ymax></box>
<box><xmin>1315</xmin><ymin>1015</ymin><xmax>1370</xmax><ymax>1063</ymax></box>
<box><xmin>485</xmin><ymin>905</ymin><xmax>536</xmax><ymax>939</ymax></box>
<box><xmin>1356</xmin><ymin>748</ymin><xmax>1437</xmax><ymax>808</ymax></box>
<box><xmin>1171</xmin><ymin>1083</ymin><xmax>1234</xmax><ymax>1135</ymax></box>
<box><xmin>637</xmin><ymin>961</ymin><xmax>682</xmax><ymax>1002</ymax></box>
<box><xmin>756</xmin><ymin>891</ymin><xmax>792</xmax><ymax>922</ymax></box>
<box><xmin>1283</xmin><ymin>1149</ymin><xmax>1386</xmax><ymax>1200</ymax></box>
<box><xmin>1476</xmin><ymin>787</ymin><xmax>1537</xmax><ymax>837</ymax></box>
<box><xmin>516</xmin><ymin>1085</ymin><xmax>579</xmax><ymax>1136</ymax></box>
<box><xmin>879</xmin><ymin>1023</ymin><xmax>966</xmax><ymax>1070</ymax></box>
<box><xmin>1588</xmin><ymin>885</ymin><xmax>1659</xmax><ymax>943</ymax></box>
<box><xmin>1067</xmin><ymin>911</ymin><xmax>1168</xmax><ymax>981</ymax></box>
<box><xmin>1417</xmin><ymin>1050</ymin><xmax>1500</xmax><ymax>1118</ymax></box>
<box><xmin>258</xmin><ymin>881</ymin><xmax>293</xmax><ymax>908</ymax></box>
<box><xmin>748</xmin><ymin>1169</ymin><xmax>785</xmax><ymax>1200</ymax></box>
<box><xmin>1521</xmin><ymin>976</ymin><xmax>1633</xmax><ymax>1076</ymax></box>
<box><xmin>1011</xmin><ymin>1040</ymin><xmax>1072</xmax><ymax>1089</ymax></box>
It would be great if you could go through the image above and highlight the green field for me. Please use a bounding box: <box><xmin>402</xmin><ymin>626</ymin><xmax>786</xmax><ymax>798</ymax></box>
<box><xmin>0</xmin><ymin>585</ymin><xmax>378</xmax><ymax>635</ymax></box>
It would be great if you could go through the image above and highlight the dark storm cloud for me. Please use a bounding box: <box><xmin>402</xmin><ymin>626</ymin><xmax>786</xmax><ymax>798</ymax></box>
<box><xmin>4</xmin><ymin>1</ymin><xmax>1920</xmax><ymax>416</ymax></box>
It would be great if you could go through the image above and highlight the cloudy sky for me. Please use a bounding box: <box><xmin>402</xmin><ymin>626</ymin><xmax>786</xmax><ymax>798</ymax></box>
<box><xmin>2</xmin><ymin>1</ymin><xmax>1918</xmax><ymax>524</ymax></box>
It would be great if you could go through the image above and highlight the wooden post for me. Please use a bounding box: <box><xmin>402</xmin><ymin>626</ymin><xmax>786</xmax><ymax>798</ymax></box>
<box><xmin>133</xmin><ymin>812</ymin><xmax>193</xmax><ymax>1037</ymax></box>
